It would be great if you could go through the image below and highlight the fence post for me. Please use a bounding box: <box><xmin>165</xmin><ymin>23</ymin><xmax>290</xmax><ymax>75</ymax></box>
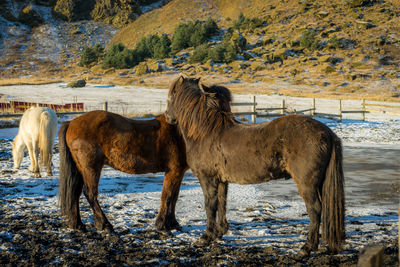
<box><xmin>103</xmin><ymin>101</ymin><xmax>108</xmax><ymax>112</ymax></box>
<box><xmin>251</xmin><ymin>95</ymin><xmax>256</xmax><ymax>124</ymax></box>
<box><xmin>338</xmin><ymin>99</ymin><xmax>342</xmax><ymax>122</ymax></box>
<box><xmin>311</xmin><ymin>98</ymin><xmax>315</xmax><ymax>118</ymax></box>
<box><xmin>362</xmin><ymin>99</ymin><xmax>366</xmax><ymax>121</ymax></box>
<box><xmin>281</xmin><ymin>99</ymin><xmax>285</xmax><ymax>115</ymax></box>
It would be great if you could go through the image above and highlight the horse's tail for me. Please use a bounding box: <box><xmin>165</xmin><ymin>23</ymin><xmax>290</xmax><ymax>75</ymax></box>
<box><xmin>39</xmin><ymin>110</ymin><xmax>56</xmax><ymax>168</ymax></box>
<box><xmin>322</xmin><ymin>135</ymin><xmax>345</xmax><ymax>253</ymax></box>
<box><xmin>58</xmin><ymin>121</ymin><xmax>82</xmax><ymax>216</ymax></box>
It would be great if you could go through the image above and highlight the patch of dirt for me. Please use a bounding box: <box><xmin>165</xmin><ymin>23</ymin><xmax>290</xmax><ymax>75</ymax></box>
<box><xmin>0</xmin><ymin>209</ymin><xmax>398</xmax><ymax>266</ymax></box>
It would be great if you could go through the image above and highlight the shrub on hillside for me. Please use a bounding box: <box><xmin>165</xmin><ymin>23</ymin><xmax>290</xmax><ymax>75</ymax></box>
<box><xmin>299</xmin><ymin>29</ymin><xmax>320</xmax><ymax>51</ymax></box>
<box><xmin>189</xmin><ymin>42</ymin><xmax>238</xmax><ymax>64</ymax></box>
<box><xmin>79</xmin><ymin>44</ymin><xmax>104</xmax><ymax>67</ymax></box>
<box><xmin>188</xmin><ymin>44</ymin><xmax>209</xmax><ymax>64</ymax></box>
<box><xmin>102</xmin><ymin>43</ymin><xmax>138</xmax><ymax>69</ymax></box>
<box><xmin>347</xmin><ymin>0</ymin><xmax>376</xmax><ymax>8</ymax></box>
<box><xmin>233</xmin><ymin>13</ymin><xmax>264</xmax><ymax>32</ymax></box>
<box><xmin>135</xmin><ymin>34</ymin><xmax>171</xmax><ymax>60</ymax></box>
<box><xmin>209</xmin><ymin>42</ymin><xmax>237</xmax><ymax>63</ymax></box>
<box><xmin>328</xmin><ymin>35</ymin><xmax>343</xmax><ymax>50</ymax></box>
<box><xmin>153</xmin><ymin>34</ymin><xmax>171</xmax><ymax>59</ymax></box>
<box><xmin>171</xmin><ymin>18</ymin><xmax>219</xmax><ymax>54</ymax></box>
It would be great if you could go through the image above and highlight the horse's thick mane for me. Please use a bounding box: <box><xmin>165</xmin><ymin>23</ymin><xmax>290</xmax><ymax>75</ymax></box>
<box><xmin>171</xmin><ymin>77</ymin><xmax>235</xmax><ymax>141</ymax></box>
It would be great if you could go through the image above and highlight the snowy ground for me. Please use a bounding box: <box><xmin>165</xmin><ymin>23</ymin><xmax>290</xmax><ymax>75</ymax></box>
<box><xmin>0</xmin><ymin>83</ymin><xmax>399</xmax><ymax>265</ymax></box>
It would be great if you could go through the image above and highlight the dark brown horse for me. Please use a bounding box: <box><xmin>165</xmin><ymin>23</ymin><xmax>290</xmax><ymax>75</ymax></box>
<box><xmin>164</xmin><ymin>77</ymin><xmax>345</xmax><ymax>256</ymax></box>
<box><xmin>58</xmin><ymin>110</ymin><xmax>188</xmax><ymax>233</ymax></box>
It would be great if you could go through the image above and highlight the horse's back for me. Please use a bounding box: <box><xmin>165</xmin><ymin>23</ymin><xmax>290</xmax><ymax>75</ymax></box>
<box><xmin>212</xmin><ymin>114</ymin><xmax>337</xmax><ymax>184</ymax></box>
<box><xmin>65</xmin><ymin>110</ymin><xmax>167</xmax><ymax>173</ymax></box>
<box><xmin>67</xmin><ymin>110</ymin><xmax>160</xmax><ymax>141</ymax></box>
<box><xmin>19</xmin><ymin>107</ymin><xmax>57</xmax><ymax>139</ymax></box>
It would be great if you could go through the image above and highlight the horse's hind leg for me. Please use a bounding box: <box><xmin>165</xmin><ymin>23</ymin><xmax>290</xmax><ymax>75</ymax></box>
<box><xmin>156</xmin><ymin>169</ymin><xmax>185</xmax><ymax>231</ymax></box>
<box><xmin>81</xmin><ymin>167</ymin><xmax>113</xmax><ymax>233</ymax></box>
<box><xmin>46</xmin><ymin>160</ymin><xmax>53</xmax><ymax>176</ymax></box>
<box><xmin>45</xmin><ymin>151</ymin><xmax>53</xmax><ymax>176</ymax></box>
<box><xmin>298</xmin><ymin>185</ymin><xmax>322</xmax><ymax>256</ymax></box>
<box><xmin>68</xmin><ymin>179</ymin><xmax>86</xmax><ymax>232</ymax></box>
<box><xmin>27</xmin><ymin>142</ymin><xmax>40</xmax><ymax>177</ymax></box>
<box><xmin>216</xmin><ymin>181</ymin><xmax>229</xmax><ymax>238</ymax></box>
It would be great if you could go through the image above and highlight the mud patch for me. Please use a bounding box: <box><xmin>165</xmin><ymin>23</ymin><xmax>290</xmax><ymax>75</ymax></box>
<box><xmin>0</xmin><ymin>212</ymin><xmax>397</xmax><ymax>266</ymax></box>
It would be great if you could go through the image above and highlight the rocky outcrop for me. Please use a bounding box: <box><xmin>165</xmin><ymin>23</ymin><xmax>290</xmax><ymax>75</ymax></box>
<box><xmin>90</xmin><ymin>0</ymin><xmax>142</xmax><ymax>28</ymax></box>
<box><xmin>18</xmin><ymin>4</ymin><xmax>44</xmax><ymax>27</ymax></box>
<box><xmin>53</xmin><ymin>0</ymin><xmax>145</xmax><ymax>27</ymax></box>
<box><xmin>67</xmin><ymin>79</ymin><xmax>86</xmax><ymax>87</ymax></box>
<box><xmin>53</xmin><ymin>0</ymin><xmax>95</xmax><ymax>21</ymax></box>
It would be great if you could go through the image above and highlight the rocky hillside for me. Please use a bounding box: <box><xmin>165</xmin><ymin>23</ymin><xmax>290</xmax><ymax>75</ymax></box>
<box><xmin>0</xmin><ymin>0</ymin><xmax>165</xmax><ymax>79</ymax></box>
<box><xmin>110</xmin><ymin>0</ymin><xmax>400</xmax><ymax>99</ymax></box>
<box><xmin>0</xmin><ymin>0</ymin><xmax>399</xmax><ymax>100</ymax></box>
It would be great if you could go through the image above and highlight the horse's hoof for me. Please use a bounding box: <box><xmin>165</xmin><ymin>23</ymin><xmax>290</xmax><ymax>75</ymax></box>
<box><xmin>46</xmin><ymin>172</ymin><xmax>53</xmax><ymax>176</ymax></box>
<box><xmin>156</xmin><ymin>219</ymin><xmax>182</xmax><ymax>232</ymax></box>
<box><xmin>69</xmin><ymin>223</ymin><xmax>87</xmax><ymax>233</ymax></box>
<box><xmin>34</xmin><ymin>173</ymin><xmax>41</xmax><ymax>178</ymax></box>
<box><xmin>102</xmin><ymin>227</ymin><xmax>115</xmax><ymax>235</ymax></box>
<box><xmin>102</xmin><ymin>224</ymin><xmax>114</xmax><ymax>234</ymax></box>
<box><xmin>173</xmin><ymin>224</ymin><xmax>183</xmax><ymax>231</ymax></box>
<box><xmin>194</xmin><ymin>234</ymin><xmax>213</xmax><ymax>247</ymax></box>
<box><xmin>193</xmin><ymin>239</ymin><xmax>208</xmax><ymax>247</ymax></box>
<box><xmin>297</xmin><ymin>248</ymin><xmax>311</xmax><ymax>258</ymax></box>
<box><xmin>77</xmin><ymin>224</ymin><xmax>87</xmax><ymax>233</ymax></box>
<box><xmin>159</xmin><ymin>229</ymin><xmax>173</xmax><ymax>237</ymax></box>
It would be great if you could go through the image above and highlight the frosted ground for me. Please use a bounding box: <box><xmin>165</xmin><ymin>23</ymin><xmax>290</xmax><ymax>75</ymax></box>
<box><xmin>0</xmin><ymin>83</ymin><xmax>398</xmax><ymax>265</ymax></box>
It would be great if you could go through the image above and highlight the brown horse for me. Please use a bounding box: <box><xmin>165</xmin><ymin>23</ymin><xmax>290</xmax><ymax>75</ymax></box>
<box><xmin>164</xmin><ymin>77</ymin><xmax>345</xmax><ymax>256</ymax></box>
<box><xmin>58</xmin><ymin>110</ymin><xmax>188</xmax><ymax>233</ymax></box>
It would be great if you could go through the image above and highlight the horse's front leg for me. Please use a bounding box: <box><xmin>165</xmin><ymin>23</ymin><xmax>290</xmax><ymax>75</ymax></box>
<box><xmin>156</xmin><ymin>168</ymin><xmax>186</xmax><ymax>232</ymax></box>
<box><xmin>217</xmin><ymin>181</ymin><xmax>229</xmax><ymax>238</ymax></box>
<box><xmin>197</xmin><ymin>175</ymin><xmax>219</xmax><ymax>245</ymax></box>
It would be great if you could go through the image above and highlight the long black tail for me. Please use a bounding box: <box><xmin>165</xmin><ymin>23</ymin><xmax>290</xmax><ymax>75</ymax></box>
<box><xmin>58</xmin><ymin>121</ymin><xmax>82</xmax><ymax>217</ymax></box>
<box><xmin>322</xmin><ymin>135</ymin><xmax>345</xmax><ymax>253</ymax></box>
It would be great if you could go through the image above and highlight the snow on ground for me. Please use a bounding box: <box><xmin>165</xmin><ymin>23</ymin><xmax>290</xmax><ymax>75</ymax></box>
<box><xmin>0</xmin><ymin>83</ymin><xmax>399</xmax><ymax>257</ymax></box>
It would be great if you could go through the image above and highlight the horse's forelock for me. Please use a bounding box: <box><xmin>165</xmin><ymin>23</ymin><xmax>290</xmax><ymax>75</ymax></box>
<box><xmin>171</xmin><ymin>77</ymin><xmax>234</xmax><ymax>140</ymax></box>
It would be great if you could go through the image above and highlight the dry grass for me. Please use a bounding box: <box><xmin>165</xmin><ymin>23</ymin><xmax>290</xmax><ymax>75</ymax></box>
<box><xmin>0</xmin><ymin>78</ymin><xmax>63</xmax><ymax>86</ymax></box>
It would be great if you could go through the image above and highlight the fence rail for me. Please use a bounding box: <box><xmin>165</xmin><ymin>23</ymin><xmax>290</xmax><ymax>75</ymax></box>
<box><xmin>231</xmin><ymin>97</ymin><xmax>400</xmax><ymax>123</ymax></box>
<box><xmin>1</xmin><ymin>97</ymin><xmax>400</xmax><ymax>122</ymax></box>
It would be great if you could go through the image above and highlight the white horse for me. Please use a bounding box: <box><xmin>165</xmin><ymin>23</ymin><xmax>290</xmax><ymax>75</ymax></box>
<box><xmin>11</xmin><ymin>107</ymin><xmax>58</xmax><ymax>177</ymax></box>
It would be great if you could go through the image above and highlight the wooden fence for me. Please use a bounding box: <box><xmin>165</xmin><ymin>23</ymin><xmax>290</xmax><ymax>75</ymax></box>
<box><xmin>232</xmin><ymin>97</ymin><xmax>400</xmax><ymax>123</ymax></box>
<box><xmin>1</xmin><ymin>97</ymin><xmax>400</xmax><ymax>122</ymax></box>
<box><xmin>0</xmin><ymin>101</ymin><xmax>84</xmax><ymax>114</ymax></box>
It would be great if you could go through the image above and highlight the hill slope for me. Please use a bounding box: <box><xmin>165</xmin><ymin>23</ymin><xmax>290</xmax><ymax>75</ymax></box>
<box><xmin>110</xmin><ymin>0</ymin><xmax>400</xmax><ymax>100</ymax></box>
<box><xmin>0</xmin><ymin>0</ymin><xmax>399</xmax><ymax>100</ymax></box>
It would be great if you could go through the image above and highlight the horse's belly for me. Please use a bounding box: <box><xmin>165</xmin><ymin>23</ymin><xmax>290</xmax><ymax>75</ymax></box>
<box><xmin>221</xmin><ymin>162</ymin><xmax>288</xmax><ymax>185</ymax></box>
<box><xmin>222</xmin><ymin>172</ymin><xmax>275</xmax><ymax>185</ymax></box>
<box><xmin>105</xmin><ymin>154</ymin><xmax>160</xmax><ymax>174</ymax></box>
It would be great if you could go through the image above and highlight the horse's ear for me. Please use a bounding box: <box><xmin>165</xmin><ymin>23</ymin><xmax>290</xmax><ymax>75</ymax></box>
<box><xmin>199</xmin><ymin>82</ymin><xmax>206</xmax><ymax>93</ymax></box>
<box><xmin>178</xmin><ymin>76</ymin><xmax>184</xmax><ymax>85</ymax></box>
